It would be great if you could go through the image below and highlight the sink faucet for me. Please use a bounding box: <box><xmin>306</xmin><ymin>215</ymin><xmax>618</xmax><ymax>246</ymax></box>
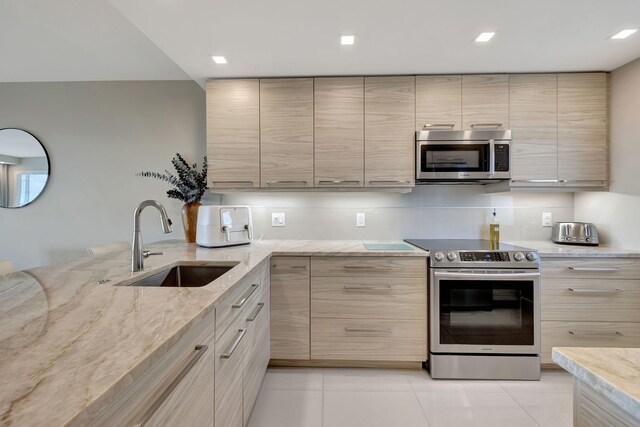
<box><xmin>132</xmin><ymin>200</ymin><xmax>173</xmax><ymax>272</ymax></box>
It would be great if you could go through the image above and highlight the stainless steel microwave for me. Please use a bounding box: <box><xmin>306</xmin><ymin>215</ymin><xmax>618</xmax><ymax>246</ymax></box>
<box><xmin>416</xmin><ymin>130</ymin><xmax>511</xmax><ymax>183</ymax></box>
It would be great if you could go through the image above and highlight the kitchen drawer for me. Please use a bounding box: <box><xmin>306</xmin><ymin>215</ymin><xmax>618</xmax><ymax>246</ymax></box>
<box><xmin>541</xmin><ymin>321</ymin><xmax>640</xmax><ymax>364</ymax></box>
<box><xmin>243</xmin><ymin>286</ymin><xmax>271</xmax><ymax>424</ymax></box>
<box><xmin>215</xmin><ymin>307</ymin><xmax>251</xmax><ymax>427</ymax></box>
<box><xmin>271</xmin><ymin>256</ymin><xmax>310</xmax><ymax>360</ymax></box>
<box><xmin>541</xmin><ymin>278</ymin><xmax>640</xmax><ymax>322</ymax></box>
<box><xmin>311</xmin><ymin>276</ymin><xmax>426</xmax><ymax>319</ymax></box>
<box><xmin>311</xmin><ymin>256</ymin><xmax>426</xmax><ymax>278</ymax></box>
<box><xmin>311</xmin><ymin>318</ymin><xmax>427</xmax><ymax>361</ymax></box>
<box><xmin>216</xmin><ymin>266</ymin><xmax>262</xmax><ymax>342</ymax></box>
<box><xmin>87</xmin><ymin>310</ymin><xmax>215</xmax><ymax>427</ymax></box>
<box><xmin>541</xmin><ymin>257</ymin><xmax>640</xmax><ymax>279</ymax></box>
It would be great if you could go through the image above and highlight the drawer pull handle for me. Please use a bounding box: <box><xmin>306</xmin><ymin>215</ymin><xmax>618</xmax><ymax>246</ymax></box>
<box><xmin>568</xmin><ymin>267</ymin><xmax>620</xmax><ymax>272</ymax></box>
<box><xmin>368</xmin><ymin>180</ymin><xmax>411</xmax><ymax>185</ymax></box>
<box><xmin>344</xmin><ymin>285</ymin><xmax>392</xmax><ymax>291</ymax></box>
<box><xmin>568</xmin><ymin>288</ymin><xmax>622</xmax><ymax>294</ymax></box>
<box><xmin>568</xmin><ymin>331</ymin><xmax>624</xmax><ymax>337</ymax></box>
<box><xmin>344</xmin><ymin>327</ymin><xmax>392</xmax><ymax>334</ymax></box>
<box><xmin>221</xmin><ymin>329</ymin><xmax>247</xmax><ymax>359</ymax></box>
<box><xmin>134</xmin><ymin>345</ymin><xmax>208</xmax><ymax>426</ymax></box>
<box><xmin>318</xmin><ymin>180</ymin><xmax>360</xmax><ymax>185</ymax></box>
<box><xmin>232</xmin><ymin>284</ymin><xmax>259</xmax><ymax>308</ymax></box>
<box><xmin>247</xmin><ymin>303</ymin><xmax>265</xmax><ymax>322</ymax></box>
<box><xmin>267</xmin><ymin>180</ymin><xmax>308</xmax><ymax>186</ymax></box>
<box><xmin>290</xmin><ymin>265</ymin><xmax>308</xmax><ymax>269</ymax></box>
<box><xmin>343</xmin><ymin>265</ymin><xmax>375</xmax><ymax>269</ymax></box>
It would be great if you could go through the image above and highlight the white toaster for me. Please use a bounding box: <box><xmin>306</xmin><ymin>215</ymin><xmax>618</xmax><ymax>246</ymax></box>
<box><xmin>196</xmin><ymin>205</ymin><xmax>253</xmax><ymax>248</ymax></box>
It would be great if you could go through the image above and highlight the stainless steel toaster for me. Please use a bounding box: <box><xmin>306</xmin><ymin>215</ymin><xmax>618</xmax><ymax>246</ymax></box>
<box><xmin>552</xmin><ymin>222</ymin><xmax>599</xmax><ymax>246</ymax></box>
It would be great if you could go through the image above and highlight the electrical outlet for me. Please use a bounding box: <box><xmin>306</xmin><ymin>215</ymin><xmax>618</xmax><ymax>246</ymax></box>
<box><xmin>356</xmin><ymin>213</ymin><xmax>366</xmax><ymax>227</ymax></box>
<box><xmin>542</xmin><ymin>212</ymin><xmax>553</xmax><ymax>227</ymax></box>
<box><xmin>272</xmin><ymin>212</ymin><xmax>285</xmax><ymax>227</ymax></box>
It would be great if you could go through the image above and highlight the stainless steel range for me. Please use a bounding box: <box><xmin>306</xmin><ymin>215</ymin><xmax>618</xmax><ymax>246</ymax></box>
<box><xmin>405</xmin><ymin>239</ymin><xmax>541</xmax><ymax>380</ymax></box>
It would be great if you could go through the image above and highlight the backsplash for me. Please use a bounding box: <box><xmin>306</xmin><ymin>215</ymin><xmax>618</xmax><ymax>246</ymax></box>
<box><xmin>217</xmin><ymin>186</ymin><xmax>574</xmax><ymax>242</ymax></box>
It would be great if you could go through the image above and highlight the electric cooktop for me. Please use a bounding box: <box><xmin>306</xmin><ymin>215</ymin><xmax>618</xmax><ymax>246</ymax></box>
<box><xmin>404</xmin><ymin>239</ymin><xmax>530</xmax><ymax>252</ymax></box>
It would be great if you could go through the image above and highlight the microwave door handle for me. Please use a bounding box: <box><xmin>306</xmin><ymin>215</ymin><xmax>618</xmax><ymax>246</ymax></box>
<box><xmin>489</xmin><ymin>139</ymin><xmax>495</xmax><ymax>177</ymax></box>
<box><xmin>433</xmin><ymin>271</ymin><xmax>541</xmax><ymax>279</ymax></box>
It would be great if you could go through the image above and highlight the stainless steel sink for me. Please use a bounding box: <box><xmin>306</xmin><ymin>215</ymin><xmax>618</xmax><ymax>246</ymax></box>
<box><xmin>125</xmin><ymin>264</ymin><xmax>237</xmax><ymax>287</ymax></box>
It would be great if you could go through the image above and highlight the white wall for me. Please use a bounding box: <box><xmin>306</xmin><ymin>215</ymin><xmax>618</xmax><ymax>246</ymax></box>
<box><xmin>221</xmin><ymin>187</ymin><xmax>574</xmax><ymax>242</ymax></box>
<box><xmin>574</xmin><ymin>57</ymin><xmax>640</xmax><ymax>249</ymax></box>
<box><xmin>0</xmin><ymin>81</ymin><xmax>206</xmax><ymax>270</ymax></box>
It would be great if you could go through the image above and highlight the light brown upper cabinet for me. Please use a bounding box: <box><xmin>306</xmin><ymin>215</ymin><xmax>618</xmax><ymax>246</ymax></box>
<box><xmin>462</xmin><ymin>74</ymin><xmax>510</xmax><ymax>130</ymax></box>
<box><xmin>364</xmin><ymin>76</ymin><xmax>415</xmax><ymax>187</ymax></box>
<box><xmin>509</xmin><ymin>74</ymin><xmax>558</xmax><ymax>181</ymax></box>
<box><xmin>260</xmin><ymin>78</ymin><xmax>314</xmax><ymax>188</ymax></box>
<box><xmin>416</xmin><ymin>75</ymin><xmax>462</xmax><ymax>130</ymax></box>
<box><xmin>314</xmin><ymin>77</ymin><xmax>364</xmax><ymax>187</ymax></box>
<box><xmin>558</xmin><ymin>73</ymin><xmax>608</xmax><ymax>183</ymax></box>
<box><xmin>206</xmin><ymin>79</ymin><xmax>260</xmax><ymax>188</ymax></box>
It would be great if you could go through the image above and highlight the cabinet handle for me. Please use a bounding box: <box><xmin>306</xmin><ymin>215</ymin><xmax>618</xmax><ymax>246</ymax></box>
<box><xmin>246</xmin><ymin>303</ymin><xmax>265</xmax><ymax>322</ymax></box>
<box><xmin>344</xmin><ymin>285</ymin><xmax>392</xmax><ymax>291</ymax></box>
<box><xmin>470</xmin><ymin>123</ymin><xmax>503</xmax><ymax>128</ymax></box>
<box><xmin>290</xmin><ymin>265</ymin><xmax>308</xmax><ymax>269</ymax></box>
<box><xmin>220</xmin><ymin>329</ymin><xmax>247</xmax><ymax>359</ymax></box>
<box><xmin>368</xmin><ymin>180</ymin><xmax>411</xmax><ymax>185</ymax></box>
<box><xmin>568</xmin><ymin>267</ymin><xmax>620</xmax><ymax>272</ymax></box>
<box><xmin>568</xmin><ymin>288</ymin><xmax>622</xmax><ymax>294</ymax></box>
<box><xmin>344</xmin><ymin>327</ymin><xmax>392</xmax><ymax>334</ymax></box>
<box><xmin>134</xmin><ymin>345</ymin><xmax>208</xmax><ymax>426</ymax></box>
<box><xmin>343</xmin><ymin>265</ymin><xmax>375</xmax><ymax>269</ymax></box>
<box><xmin>212</xmin><ymin>180</ymin><xmax>254</xmax><ymax>186</ymax></box>
<box><xmin>423</xmin><ymin>123</ymin><xmax>455</xmax><ymax>129</ymax></box>
<box><xmin>568</xmin><ymin>330</ymin><xmax>624</xmax><ymax>337</ymax></box>
<box><xmin>318</xmin><ymin>180</ymin><xmax>360</xmax><ymax>185</ymax></box>
<box><xmin>266</xmin><ymin>180</ymin><xmax>307</xmax><ymax>186</ymax></box>
<box><xmin>511</xmin><ymin>180</ymin><xmax>560</xmax><ymax>184</ymax></box>
<box><xmin>232</xmin><ymin>284</ymin><xmax>259</xmax><ymax>308</ymax></box>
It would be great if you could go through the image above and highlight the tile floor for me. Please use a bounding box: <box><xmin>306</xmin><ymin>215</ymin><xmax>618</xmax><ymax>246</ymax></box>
<box><xmin>247</xmin><ymin>368</ymin><xmax>573</xmax><ymax>427</ymax></box>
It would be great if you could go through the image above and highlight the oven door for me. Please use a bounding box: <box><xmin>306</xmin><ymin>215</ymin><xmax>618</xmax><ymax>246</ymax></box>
<box><xmin>417</xmin><ymin>141</ymin><xmax>493</xmax><ymax>180</ymax></box>
<box><xmin>430</xmin><ymin>269</ymin><xmax>540</xmax><ymax>354</ymax></box>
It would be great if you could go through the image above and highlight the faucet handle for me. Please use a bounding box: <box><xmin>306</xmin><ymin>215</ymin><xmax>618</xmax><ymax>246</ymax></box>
<box><xmin>143</xmin><ymin>251</ymin><xmax>163</xmax><ymax>259</ymax></box>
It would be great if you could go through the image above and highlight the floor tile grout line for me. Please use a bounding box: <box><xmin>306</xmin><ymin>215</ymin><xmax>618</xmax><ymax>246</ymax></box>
<box><xmin>499</xmin><ymin>381</ymin><xmax>543</xmax><ymax>427</ymax></box>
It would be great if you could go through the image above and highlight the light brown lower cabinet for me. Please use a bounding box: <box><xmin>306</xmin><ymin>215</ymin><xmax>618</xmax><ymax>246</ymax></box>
<box><xmin>85</xmin><ymin>309</ymin><xmax>217</xmax><ymax>427</ymax></box>
<box><xmin>540</xmin><ymin>257</ymin><xmax>640</xmax><ymax>365</ymax></box>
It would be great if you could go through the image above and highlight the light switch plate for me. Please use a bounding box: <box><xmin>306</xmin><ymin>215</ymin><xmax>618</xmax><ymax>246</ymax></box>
<box><xmin>542</xmin><ymin>212</ymin><xmax>553</xmax><ymax>227</ymax></box>
<box><xmin>356</xmin><ymin>213</ymin><xmax>366</xmax><ymax>227</ymax></box>
<box><xmin>272</xmin><ymin>212</ymin><xmax>285</xmax><ymax>227</ymax></box>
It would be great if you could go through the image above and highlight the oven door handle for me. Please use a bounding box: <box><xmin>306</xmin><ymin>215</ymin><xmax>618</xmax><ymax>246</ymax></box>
<box><xmin>433</xmin><ymin>271</ymin><xmax>540</xmax><ymax>279</ymax></box>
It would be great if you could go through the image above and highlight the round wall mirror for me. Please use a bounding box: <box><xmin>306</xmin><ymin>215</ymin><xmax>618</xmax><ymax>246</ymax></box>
<box><xmin>0</xmin><ymin>128</ymin><xmax>50</xmax><ymax>208</ymax></box>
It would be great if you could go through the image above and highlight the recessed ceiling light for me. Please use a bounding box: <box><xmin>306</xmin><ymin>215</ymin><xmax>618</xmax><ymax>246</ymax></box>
<box><xmin>211</xmin><ymin>56</ymin><xmax>227</xmax><ymax>64</ymax></box>
<box><xmin>475</xmin><ymin>32</ymin><xmax>496</xmax><ymax>43</ymax></box>
<box><xmin>610</xmin><ymin>29</ymin><xmax>637</xmax><ymax>39</ymax></box>
<box><xmin>341</xmin><ymin>35</ymin><xmax>355</xmax><ymax>45</ymax></box>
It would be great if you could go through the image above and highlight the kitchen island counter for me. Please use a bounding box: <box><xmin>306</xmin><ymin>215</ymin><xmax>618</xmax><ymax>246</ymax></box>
<box><xmin>507</xmin><ymin>240</ymin><xmax>640</xmax><ymax>258</ymax></box>
<box><xmin>0</xmin><ymin>239</ymin><xmax>426</xmax><ymax>426</ymax></box>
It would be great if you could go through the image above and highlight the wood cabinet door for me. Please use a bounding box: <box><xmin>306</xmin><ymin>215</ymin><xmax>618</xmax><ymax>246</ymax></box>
<box><xmin>509</xmin><ymin>74</ymin><xmax>558</xmax><ymax>181</ymax></box>
<box><xmin>558</xmin><ymin>73</ymin><xmax>608</xmax><ymax>182</ymax></box>
<box><xmin>462</xmin><ymin>74</ymin><xmax>510</xmax><ymax>130</ymax></box>
<box><xmin>270</xmin><ymin>257</ymin><xmax>310</xmax><ymax>360</ymax></box>
<box><xmin>364</xmin><ymin>76</ymin><xmax>415</xmax><ymax>187</ymax></box>
<box><xmin>416</xmin><ymin>75</ymin><xmax>462</xmax><ymax>130</ymax></box>
<box><xmin>314</xmin><ymin>77</ymin><xmax>364</xmax><ymax>187</ymax></box>
<box><xmin>260</xmin><ymin>78</ymin><xmax>314</xmax><ymax>188</ymax></box>
<box><xmin>206</xmin><ymin>79</ymin><xmax>260</xmax><ymax>189</ymax></box>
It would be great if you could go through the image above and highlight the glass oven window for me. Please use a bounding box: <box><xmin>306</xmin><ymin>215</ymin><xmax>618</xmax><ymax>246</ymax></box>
<box><xmin>421</xmin><ymin>144</ymin><xmax>489</xmax><ymax>172</ymax></box>
<box><xmin>439</xmin><ymin>280</ymin><xmax>535</xmax><ymax>346</ymax></box>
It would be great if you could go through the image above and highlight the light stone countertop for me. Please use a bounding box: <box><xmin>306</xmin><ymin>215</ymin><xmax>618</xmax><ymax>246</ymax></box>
<box><xmin>553</xmin><ymin>347</ymin><xmax>640</xmax><ymax>420</ymax></box>
<box><xmin>0</xmin><ymin>239</ymin><xmax>426</xmax><ymax>426</ymax></box>
<box><xmin>507</xmin><ymin>240</ymin><xmax>640</xmax><ymax>258</ymax></box>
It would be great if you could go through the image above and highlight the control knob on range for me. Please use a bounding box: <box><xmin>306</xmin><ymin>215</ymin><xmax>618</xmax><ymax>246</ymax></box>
<box><xmin>513</xmin><ymin>252</ymin><xmax>525</xmax><ymax>261</ymax></box>
<box><xmin>433</xmin><ymin>252</ymin><xmax>445</xmax><ymax>261</ymax></box>
<box><xmin>526</xmin><ymin>252</ymin><xmax>536</xmax><ymax>261</ymax></box>
<box><xmin>446</xmin><ymin>252</ymin><xmax>458</xmax><ymax>261</ymax></box>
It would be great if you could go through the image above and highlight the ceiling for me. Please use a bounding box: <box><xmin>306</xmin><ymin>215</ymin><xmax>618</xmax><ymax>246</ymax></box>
<box><xmin>0</xmin><ymin>129</ymin><xmax>46</xmax><ymax>158</ymax></box>
<box><xmin>2</xmin><ymin>0</ymin><xmax>640</xmax><ymax>87</ymax></box>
